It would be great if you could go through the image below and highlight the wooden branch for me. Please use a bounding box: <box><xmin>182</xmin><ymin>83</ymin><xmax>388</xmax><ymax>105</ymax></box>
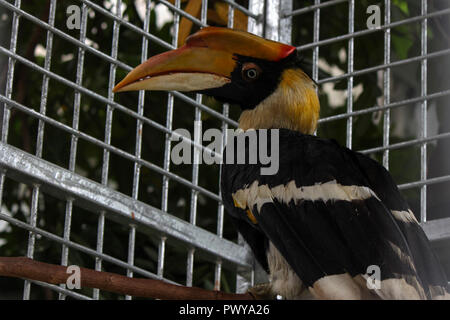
<box><xmin>0</xmin><ymin>257</ymin><xmax>255</xmax><ymax>300</ymax></box>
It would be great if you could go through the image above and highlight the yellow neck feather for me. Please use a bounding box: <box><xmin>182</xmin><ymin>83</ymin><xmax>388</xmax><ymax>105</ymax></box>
<box><xmin>238</xmin><ymin>69</ymin><xmax>320</xmax><ymax>134</ymax></box>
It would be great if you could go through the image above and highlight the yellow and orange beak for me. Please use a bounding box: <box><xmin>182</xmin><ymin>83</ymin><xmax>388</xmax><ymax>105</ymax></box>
<box><xmin>113</xmin><ymin>27</ymin><xmax>296</xmax><ymax>93</ymax></box>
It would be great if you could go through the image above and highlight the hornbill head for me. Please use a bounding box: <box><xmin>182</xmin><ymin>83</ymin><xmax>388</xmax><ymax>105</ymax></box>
<box><xmin>114</xmin><ymin>27</ymin><xmax>319</xmax><ymax>134</ymax></box>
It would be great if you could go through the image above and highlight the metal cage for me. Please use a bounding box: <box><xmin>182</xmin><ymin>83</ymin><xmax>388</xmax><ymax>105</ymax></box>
<box><xmin>0</xmin><ymin>0</ymin><xmax>449</xmax><ymax>299</ymax></box>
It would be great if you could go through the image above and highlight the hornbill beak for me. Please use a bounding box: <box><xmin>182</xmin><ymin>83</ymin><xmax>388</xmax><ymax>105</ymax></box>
<box><xmin>113</xmin><ymin>27</ymin><xmax>296</xmax><ymax>93</ymax></box>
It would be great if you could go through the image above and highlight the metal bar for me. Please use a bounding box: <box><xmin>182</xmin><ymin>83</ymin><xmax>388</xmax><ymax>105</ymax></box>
<box><xmin>311</xmin><ymin>0</ymin><xmax>320</xmax><ymax>137</ymax></box>
<box><xmin>285</xmin><ymin>0</ymin><xmax>347</xmax><ymax>17</ymax></box>
<box><xmin>235</xmin><ymin>233</ymin><xmax>254</xmax><ymax>293</ymax></box>
<box><xmin>279</xmin><ymin>0</ymin><xmax>292</xmax><ymax>44</ymax></box>
<box><xmin>0</xmin><ymin>0</ymin><xmax>20</xmax><ymax>144</ymax></box>
<box><xmin>345</xmin><ymin>0</ymin><xmax>354</xmax><ymax>149</ymax></box>
<box><xmin>399</xmin><ymin>175</ymin><xmax>450</xmax><ymax>191</ymax></box>
<box><xmin>59</xmin><ymin>2</ymin><xmax>88</xmax><ymax>301</ymax></box>
<box><xmin>264</xmin><ymin>0</ymin><xmax>292</xmax><ymax>42</ymax></box>
<box><xmin>35</xmin><ymin>0</ymin><xmax>56</xmax><ymax>160</ymax></box>
<box><xmin>0</xmin><ymin>46</ymin><xmax>235</xmax><ymax>131</ymax></box>
<box><xmin>0</xmin><ymin>15</ymin><xmax>235</xmax><ymax>156</ymax></box>
<box><xmin>265</xmin><ymin>0</ymin><xmax>279</xmax><ymax>40</ymax></box>
<box><xmin>0</xmin><ymin>142</ymin><xmax>253</xmax><ymax>269</ymax></box>
<box><xmin>235</xmin><ymin>0</ymin><xmax>265</xmax><ymax>294</ymax></box>
<box><xmin>186</xmin><ymin>103</ymin><xmax>201</xmax><ymax>287</ymax></box>
<box><xmin>382</xmin><ymin>0</ymin><xmax>391</xmax><ymax>169</ymax></box>
<box><xmin>0</xmin><ymin>0</ymin><xmax>447</xmax><ymax>301</ymax></box>
<box><xmin>419</xmin><ymin>0</ymin><xmax>428</xmax><ymax>223</ymax></box>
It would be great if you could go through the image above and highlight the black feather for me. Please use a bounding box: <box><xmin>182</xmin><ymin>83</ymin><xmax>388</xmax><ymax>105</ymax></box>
<box><xmin>221</xmin><ymin>129</ymin><xmax>449</xmax><ymax>298</ymax></box>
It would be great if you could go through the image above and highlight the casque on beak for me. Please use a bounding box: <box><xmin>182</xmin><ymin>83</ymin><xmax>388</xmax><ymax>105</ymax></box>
<box><xmin>112</xmin><ymin>45</ymin><xmax>234</xmax><ymax>93</ymax></box>
<box><xmin>113</xmin><ymin>27</ymin><xmax>295</xmax><ymax>93</ymax></box>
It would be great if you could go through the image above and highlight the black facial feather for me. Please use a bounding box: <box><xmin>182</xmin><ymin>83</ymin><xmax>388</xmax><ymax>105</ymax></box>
<box><xmin>199</xmin><ymin>50</ymin><xmax>304</xmax><ymax>110</ymax></box>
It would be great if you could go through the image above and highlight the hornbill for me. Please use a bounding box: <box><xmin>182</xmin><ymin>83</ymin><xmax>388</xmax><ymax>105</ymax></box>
<box><xmin>114</xmin><ymin>27</ymin><xmax>450</xmax><ymax>300</ymax></box>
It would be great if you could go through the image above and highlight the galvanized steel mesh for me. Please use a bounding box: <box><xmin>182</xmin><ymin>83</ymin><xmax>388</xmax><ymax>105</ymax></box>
<box><xmin>0</xmin><ymin>0</ymin><xmax>449</xmax><ymax>299</ymax></box>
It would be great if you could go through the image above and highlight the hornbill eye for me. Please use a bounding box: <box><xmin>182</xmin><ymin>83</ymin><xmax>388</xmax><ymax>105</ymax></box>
<box><xmin>242</xmin><ymin>63</ymin><xmax>261</xmax><ymax>81</ymax></box>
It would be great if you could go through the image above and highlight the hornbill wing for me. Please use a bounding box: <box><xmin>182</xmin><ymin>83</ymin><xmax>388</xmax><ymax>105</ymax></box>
<box><xmin>352</xmin><ymin>152</ymin><xmax>450</xmax><ymax>299</ymax></box>
<box><xmin>221</xmin><ymin>129</ymin><xmax>449</xmax><ymax>299</ymax></box>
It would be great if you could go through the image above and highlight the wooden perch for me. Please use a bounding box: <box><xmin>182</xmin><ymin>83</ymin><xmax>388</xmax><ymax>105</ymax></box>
<box><xmin>0</xmin><ymin>257</ymin><xmax>255</xmax><ymax>300</ymax></box>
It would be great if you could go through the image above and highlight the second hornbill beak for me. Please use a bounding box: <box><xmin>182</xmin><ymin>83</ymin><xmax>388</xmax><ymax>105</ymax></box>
<box><xmin>113</xmin><ymin>27</ymin><xmax>295</xmax><ymax>93</ymax></box>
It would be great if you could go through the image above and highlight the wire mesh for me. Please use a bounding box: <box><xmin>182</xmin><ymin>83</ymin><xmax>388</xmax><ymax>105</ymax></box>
<box><xmin>0</xmin><ymin>0</ymin><xmax>258</xmax><ymax>299</ymax></box>
<box><xmin>0</xmin><ymin>0</ymin><xmax>449</xmax><ymax>299</ymax></box>
<box><xmin>286</xmin><ymin>0</ymin><xmax>450</xmax><ymax>281</ymax></box>
<box><xmin>289</xmin><ymin>1</ymin><xmax>450</xmax><ymax>221</ymax></box>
